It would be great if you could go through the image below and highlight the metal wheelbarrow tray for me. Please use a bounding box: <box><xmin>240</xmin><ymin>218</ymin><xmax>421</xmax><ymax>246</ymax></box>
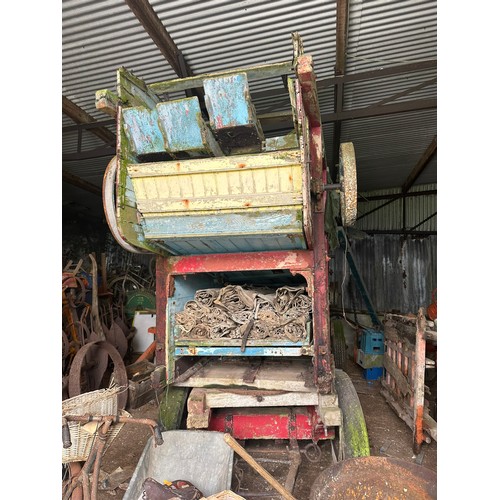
<box><xmin>124</xmin><ymin>430</ymin><xmax>234</xmax><ymax>500</ymax></box>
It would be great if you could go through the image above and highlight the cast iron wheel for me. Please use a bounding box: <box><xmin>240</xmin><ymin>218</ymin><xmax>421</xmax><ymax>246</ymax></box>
<box><xmin>339</xmin><ymin>142</ymin><xmax>357</xmax><ymax>227</ymax></box>
<box><xmin>68</xmin><ymin>340</ymin><xmax>128</xmax><ymax>410</ymax></box>
<box><xmin>333</xmin><ymin>369</ymin><xmax>370</xmax><ymax>460</ymax></box>
<box><xmin>331</xmin><ymin>319</ymin><xmax>347</xmax><ymax>370</ymax></box>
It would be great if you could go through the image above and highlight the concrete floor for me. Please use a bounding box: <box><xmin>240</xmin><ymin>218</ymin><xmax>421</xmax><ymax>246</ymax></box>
<box><xmin>92</xmin><ymin>357</ymin><xmax>436</xmax><ymax>499</ymax></box>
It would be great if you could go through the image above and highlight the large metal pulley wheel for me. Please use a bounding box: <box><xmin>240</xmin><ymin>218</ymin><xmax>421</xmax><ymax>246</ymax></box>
<box><xmin>102</xmin><ymin>156</ymin><xmax>148</xmax><ymax>254</ymax></box>
<box><xmin>339</xmin><ymin>142</ymin><xmax>357</xmax><ymax>227</ymax></box>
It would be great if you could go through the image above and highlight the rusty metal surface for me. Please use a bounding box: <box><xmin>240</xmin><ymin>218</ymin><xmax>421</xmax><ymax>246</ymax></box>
<box><xmin>309</xmin><ymin>456</ymin><xmax>437</xmax><ymax>500</ymax></box>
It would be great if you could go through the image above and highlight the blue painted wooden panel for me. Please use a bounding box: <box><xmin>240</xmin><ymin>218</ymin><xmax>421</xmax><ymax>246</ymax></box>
<box><xmin>163</xmin><ymin>235</ymin><xmax>306</xmax><ymax>255</ymax></box>
<box><xmin>122</xmin><ymin>107</ymin><xmax>165</xmax><ymax>155</ymax></box>
<box><xmin>203</xmin><ymin>73</ymin><xmax>253</xmax><ymax>128</ymax></box>
<box><xmin>141</xmin><ymin>211</ymin><xmax>306</xmax><ymax>254</ymax></box>
<box><xmin>157</xmin><ymin>97</ymin><xmax>221</xmax><ymax>155</ymax></box>
<box><xmin>174</xmin><ymin>346</ymin><xmax>304</xmax><ymax>356</ymax></box>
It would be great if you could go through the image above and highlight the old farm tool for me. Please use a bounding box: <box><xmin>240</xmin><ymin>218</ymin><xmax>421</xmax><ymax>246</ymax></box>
<box><xmin>97</xmin><ymin>32</ymin><xmax>366</xmax><ymax>461</ymax></box>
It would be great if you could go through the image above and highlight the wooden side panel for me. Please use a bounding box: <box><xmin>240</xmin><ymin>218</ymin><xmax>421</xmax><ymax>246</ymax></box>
<box><xmin>157</xmin><ymin>97</ymin><xmax>223</xmax><ymax>156</ymax></box>
<box><xmin>110</xmin><ymin>67</ymin><xmax>171</xmax><ymax>255</ymax></box>
<box><xmin>122</xmin><ymin>107</ymin><xmax>166</xmax><ymax>156</ymax></box>
<box><xmin>203</xmin><ymin>73</ymin><xmax>264</xmax><ymax>154</ymax></box>
<box><xmin>127</xmin><ymin>150</ymin><xmax>306</xmax><ymax>252</ymax></box>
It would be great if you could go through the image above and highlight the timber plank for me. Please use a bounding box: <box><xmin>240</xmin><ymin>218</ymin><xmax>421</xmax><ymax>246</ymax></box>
<box><xmin>173</xmin><ymin>358</ymin><xmax>314</xmax><ymax>392</ymax></box>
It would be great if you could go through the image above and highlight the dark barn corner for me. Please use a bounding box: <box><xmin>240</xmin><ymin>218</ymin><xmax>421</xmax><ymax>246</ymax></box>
<box><xmin>62</xmin><ymin>2</ymin><xmax>438</xmax><ymax>498</ymax></box>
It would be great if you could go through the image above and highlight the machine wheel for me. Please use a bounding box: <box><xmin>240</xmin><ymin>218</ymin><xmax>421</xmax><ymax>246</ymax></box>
<box><xmin>334</xmin><ymin>369</ymin><xmax>370</xmax><ymax>460</ymax></box>
<box><xmin>331</xmin><ymin>319</ymin><xmax>347</xmax><ymax>370</ymax></box>
<box><xmin>339</xmin><ymin>142</ymin><xmax>357</xmax><ymax>227</ymax></box>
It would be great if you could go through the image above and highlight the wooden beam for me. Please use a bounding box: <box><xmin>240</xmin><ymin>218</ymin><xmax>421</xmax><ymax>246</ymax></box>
<box><xmin>149</xmin><ymin>61</ymin><xmax>294</xmax><ymax>95</ymax></box>
<box><xmin>62</xmin><ymin>169</ymin><xmax>102</xmax><ymax>197</ymax></box>
<box><xmin>124</xmin><ymin>0</ymin><xmax>190</xmax><ymax>77</ymax></box>
<box><xmin>62</xmin><ymin>146</ymin><xmax>115</xmax><ymax>161</ymax></box>
<box><xmin>402</xmin><ymin>136</ymin><xmax>437</xmax><ymax>193</ymax></box>
<box><xmin>62</xmin><ymin>95</ymin><xmax>116</xmax><ymax>145</ymax></box>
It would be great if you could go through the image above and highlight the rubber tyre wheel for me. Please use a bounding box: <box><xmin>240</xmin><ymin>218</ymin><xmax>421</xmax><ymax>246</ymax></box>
<box><xmin>331</xmin><ymin>319</ymin><xmax>347</xmax><ymax>370</ymax></box>
<box><xmin>334</xmin><ymin>369</ymin><xmax>370</xmax><ymax>459</ymax></box>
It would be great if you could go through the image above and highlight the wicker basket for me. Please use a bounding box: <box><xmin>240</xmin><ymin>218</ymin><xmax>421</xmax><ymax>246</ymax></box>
<box><xmin>62</xmin><ymin>387</ymin><xmax>129</xmax><ymax>463</ymax></box>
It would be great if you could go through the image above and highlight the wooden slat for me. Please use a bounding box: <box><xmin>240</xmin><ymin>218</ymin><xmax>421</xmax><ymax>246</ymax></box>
<box><xmin>136</xmin><ymin>192</ymin><xmax>302</xmax><ymax>213</ymax></box>
<box><xmin>149</xmin><ymin>61</ymin><xmax>294</xmax><ymax>94</ymax></box>
<box><xmin>384</xmin><ymin>352</ymin><xmax>411</xmax><ymax>396</ymax></box>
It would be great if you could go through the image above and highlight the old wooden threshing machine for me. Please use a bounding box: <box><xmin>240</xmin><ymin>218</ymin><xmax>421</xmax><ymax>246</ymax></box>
<box><xmin>97</xmin><ymin>34</ymin><xmax>368</xmax><ymax>458</ymax></box>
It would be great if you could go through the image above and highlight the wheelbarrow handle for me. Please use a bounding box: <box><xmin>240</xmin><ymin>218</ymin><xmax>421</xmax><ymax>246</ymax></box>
<box><xmin>62</xmin><ymin>418</ymin><xmax>72</xmax><ymax>449</ymax></box>
<box><xmin>153</xmin><ymin>425</ymin><xmax>164</xmax><ymax>446</ymax></box>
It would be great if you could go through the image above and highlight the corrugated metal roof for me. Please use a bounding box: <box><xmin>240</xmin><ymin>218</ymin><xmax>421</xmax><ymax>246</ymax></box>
<box><xmin>62</xmin><ymin>0</ymin><xmax>437</xmax><ymax>226</ymax></box>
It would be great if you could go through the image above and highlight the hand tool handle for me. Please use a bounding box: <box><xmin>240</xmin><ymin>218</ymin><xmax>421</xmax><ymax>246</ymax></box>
<box><xmin>223</xmin><ymin>433</ymin><xmax>297</xmax><ymax>500</ymax></box>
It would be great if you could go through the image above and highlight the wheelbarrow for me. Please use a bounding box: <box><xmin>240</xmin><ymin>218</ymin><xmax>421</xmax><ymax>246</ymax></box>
<box><xmin>124</xmin><ymin>430</ymin><xmax>234</xmax><ymax>500</ymax></box>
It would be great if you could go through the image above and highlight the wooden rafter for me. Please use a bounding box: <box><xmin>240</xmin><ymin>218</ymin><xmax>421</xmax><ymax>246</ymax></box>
<box><xmin>124</xmin><ymin>0</ymin><xmax>191</xmax><ymax>78</ymax></box>
<box><xmin>62</xmin><ymin>96</ymin><xmax>116</xmax><ymax>145</ymax></box>
<box><xmin>402</xmin><ymin>136</ymin><xmax>437</xmax><ymax>193</ymax></box>
<box><xmin>62</xmin><ymin>169</ymin><xmax>102</xmax><ymax>197</ymax></box>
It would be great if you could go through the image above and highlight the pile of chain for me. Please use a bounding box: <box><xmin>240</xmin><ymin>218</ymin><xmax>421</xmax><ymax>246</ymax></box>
<box><xmin>175</xmin><ymin>285</ymin><xmax>312</xmax><ymax>342</ymax></box>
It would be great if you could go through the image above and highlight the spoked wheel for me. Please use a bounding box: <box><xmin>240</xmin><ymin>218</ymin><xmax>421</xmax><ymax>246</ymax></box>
<box><xmin>339</xmin><ymin>142</ymin><xmax>357</xmax><ymax>227</ymax></box>
<box><xmin>332</xmin><ymin>369</ymin><xmax>370</xmax><ymax>461</ymax></box>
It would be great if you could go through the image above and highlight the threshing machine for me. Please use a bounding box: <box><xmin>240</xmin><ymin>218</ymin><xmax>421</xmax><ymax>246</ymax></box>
<box><xmin>97</xmin><ymin>34</ymin><xmax>368</xmax><ymax>457</ymax></box>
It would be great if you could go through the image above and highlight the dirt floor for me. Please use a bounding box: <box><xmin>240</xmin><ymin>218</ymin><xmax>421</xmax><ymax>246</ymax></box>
<box><xmin>67</xmin><ymin>358</ymin><xmax>437</xmax><ymax>499</ymax></box>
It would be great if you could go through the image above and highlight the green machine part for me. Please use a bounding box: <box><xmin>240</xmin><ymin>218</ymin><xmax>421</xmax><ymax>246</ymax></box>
<box><xmin>125</xmin><ymin>289</ymin><xmax>156</xmax><ymax>320</ymax></box>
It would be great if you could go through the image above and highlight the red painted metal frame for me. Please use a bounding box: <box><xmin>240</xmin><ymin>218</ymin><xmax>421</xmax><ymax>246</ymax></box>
<box><xmin>297</xmin><ymin>55</ymin><xmax>333</xmax><ymax>394</ymax></box>
<box><xmin>155</xmin><ymin>251</ymin><xmax>315</xmax><ymax>381</ymax></box>
<box><xmin>208</xmin><ymin>407</ymin><xmax>334</xmax><ymax>442</ymax></box>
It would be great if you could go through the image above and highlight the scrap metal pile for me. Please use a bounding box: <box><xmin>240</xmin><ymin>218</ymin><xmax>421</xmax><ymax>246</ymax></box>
<box><xmin>175</xmin><ymin>285</ymin><xmax>312</xmax><ymax>342</ymax></box>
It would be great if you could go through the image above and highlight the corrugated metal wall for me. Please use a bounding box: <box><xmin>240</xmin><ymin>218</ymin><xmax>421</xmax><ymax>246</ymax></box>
<box><xmin>332</xmin><ymin>233</ymin><xmax>436</xmax><ymax>315</ymax></box>
<box><xmin>356</xmin><ymin>183</ymin><xmax>436</xmax><ymax>232</ymax></box>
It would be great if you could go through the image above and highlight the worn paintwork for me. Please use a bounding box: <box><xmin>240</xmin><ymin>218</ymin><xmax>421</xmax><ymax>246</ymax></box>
<box><xmin>208</xmin><ymin>407</ymin><xmax>334</xmax><ymax>441</ymax></box>
<box><xmin>156</xmin><ymin>97</ymin><xmax>223</xmax><ymax>157</ymax></box>
<box><xmin>175</xmin><ymin>346</ymin><xmax>304</xmax><ymax>356</ymax></box>
<box><xmin>127</xmin><ymin>149</ymin><xmax>307</xmax><ymax>254</ymax></box>
<box><xmin>297</xmin><ymin>54</ymin><xmax>333</xmax><ymax>393</ymax></box>
<box><xmin>110</xmin><ymin>67</ymin><xmax>171</xmax><ymax>255</ymax></box>
<box><xmin>122</xmin><ymin>106</ymin><xmax>166</xmax><ymax>156</ymax></box>
<box><xmin>203</xmin><ymin>72</ymin><xmax>264</xmax><ymax>153</ymax></box>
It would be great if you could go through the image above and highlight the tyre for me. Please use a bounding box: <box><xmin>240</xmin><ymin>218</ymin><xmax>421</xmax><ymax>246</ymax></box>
<box><xmin>334</xmin><ymin>369</ymin><xmax>370</xmax><ymax>459</ymax></box>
